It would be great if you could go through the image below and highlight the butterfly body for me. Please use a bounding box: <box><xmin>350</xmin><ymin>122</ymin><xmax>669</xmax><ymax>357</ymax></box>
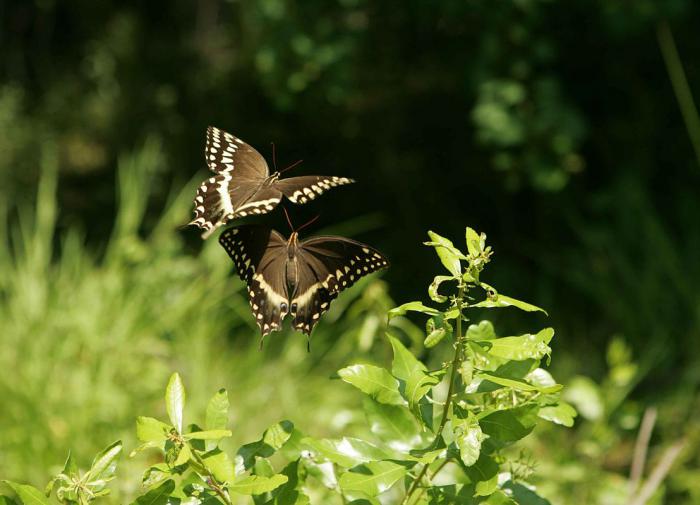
<box><xmin>190</xmin><ymin>127</ymin><xmax>354</xmax><ymax>238</ymax></box>
<box><xmin>219</xmin><ymin>226</ymin><xmax>389</xmax><ymax>337</ymax></box>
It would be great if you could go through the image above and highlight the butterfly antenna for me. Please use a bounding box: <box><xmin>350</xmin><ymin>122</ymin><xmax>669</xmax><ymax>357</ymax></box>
<box><xmin>306</xmin><ymin>337</ymin><xmax>311</xmax><ymax>353</ymax></box>
<box><xmin>279</xmin><ymin>159</ymin><xmax>303</xmax><ymax>174</ymax></box>
<box><xmin>258</xmin><ymin>335</ymin><xmax>265</xmax><ymax>351</ymax></box>
<box><xmin>271</xmin><ymin>141</ymin><xmax>277</xmax><ymax>171</ymax></box>
<box><xmin>282</xmin><ymin>206</ymin><xmax>296</xmax><ymax>233</ymax></box>
<box><xmin>296</xmin><ymin>214</ymin><xmax>320</xmax><ymax>234</ymax></box>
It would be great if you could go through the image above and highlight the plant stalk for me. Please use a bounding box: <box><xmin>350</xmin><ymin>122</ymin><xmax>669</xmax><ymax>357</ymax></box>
<box><xmin>402</xmin><ymin>284</ymin><xmax>466</xmax><ymax>504</ymax></box>
<box><xmin>190</xmin><ymin>447</ymin><xmax>233</xmax><ymax>505</ymax></box>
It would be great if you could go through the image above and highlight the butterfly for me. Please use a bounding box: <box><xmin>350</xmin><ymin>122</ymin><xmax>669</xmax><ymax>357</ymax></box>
<box><xmin>189</xmin><ymin>126</ymin><xmax>354</xmax><ymax>238</ymax></box>
<box><xmin>219</xmin><ymin>225</ymin><xmax>389</xmax><ymax>337</ymax></box>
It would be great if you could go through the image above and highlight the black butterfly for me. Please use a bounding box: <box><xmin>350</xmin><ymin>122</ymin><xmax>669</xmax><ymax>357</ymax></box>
<box><xmin>189</xmin><ymin>126</ymin><xmax>354</xmax><ymax>238</ymax></box>
<box><xmin>219</xmin><ymin>225</ymin><xmax>389</xmax><ymax>337</ymax></box>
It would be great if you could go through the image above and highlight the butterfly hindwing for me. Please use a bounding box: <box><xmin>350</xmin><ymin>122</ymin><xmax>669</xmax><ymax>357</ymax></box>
<box><xmin>219</xmin><ymin>226</ymin><xmax>289</xmax><ymax>335</ymax></box>
<box><xmin>275</xmin><ymin>176</ymin><xmax>354</xmax><ymax>204</ymax></box>
<box><xmin>290</xmin><ymin>236</ymin><xmax>389</xmax><ymax>334</ymax></box>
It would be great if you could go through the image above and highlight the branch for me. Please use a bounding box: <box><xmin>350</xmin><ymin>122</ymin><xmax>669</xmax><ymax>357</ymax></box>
<box><xmin>627</xmin><ymin>439</ymin><xmax>686</xmax><ymax>505</ymax></box>
<box><xmin>628</xmin><ymin>406</ymin><xmax>657</xmax><ymax>496</ymax></box>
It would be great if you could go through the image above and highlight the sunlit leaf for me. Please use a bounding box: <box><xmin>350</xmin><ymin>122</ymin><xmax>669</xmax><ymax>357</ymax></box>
<box><xmin>465</xmin><ymin>227</ymin><xmax>482</xmax><ymax>257</ymax></box>
<box><xmin>173</xmin><ymin>443</ymin><xmax>191</xmax><ymax>466</ymax></box>
<box><xmin>132</xmin><ymin>479</ymin><xmax>176</xmax><ymax>505</ymax></box>
<box><xmin>202</xmin><ymin>449</ymin><xmax>235</xmax><ymax>483</ymax></box>
<box><xmin>479</xmin><ymin>406</ymin><xmax>538</xmax><ymax>446</ymax></box>
<box><xmin>480</xmin><ymin>328</ymin><xmax>554</xmax><ymax>361</ymax></box>
<box><xmin>86</xmin><ymin>440</ymin><xmax>122</xmax><ymax>482</ymax></box>
<box><xmin>338</xmin><ymin>461</ymin><xmax>406</xmax><ymax>497</ymax></box>
<box><xmin>452</xmin><ymin>417</ymin><xmax>486</xmax><ymax>467</ymax></box>
<box><xmin>538</xmin><ymin>402</ymin><xmax>577</xmax><ymax>427</ymax></box>
<box><xmin>502</xmin><ymin>480</ymin><xmax>552</xmax><ymax>504</ymax></box>
<box><xmin>387</xmin><ymin>301</ymin><xmax>440</xmax><ymax>321</ymax></box>
<box><xmin>478</xmin><ymin>373</ymin><xmax>562</xmax><ymax>393</ymax></box>
<box><xmin>425</xmin><ymin>231</ymin><xmax>464</xmax><ymax>276</ymax></box>
<box><xmin>165</xmin><ymin>373</ymin><xmax>186</xmax><ymax>433</ymax></box>
<box><xmin>142</xmin><ymin>464</ymin><xmax>171</xmax><ymax>489</ymax></box>
<box><xmin>236</xmin><ymin>421</ymin><xmax>294</xmax><ymax>472</ymax></box>
<box><xmin>137</xmin><ymin>417</ymin><xmax>172</xmax><ymax>443</ymax></box>
<box><xmin>466</xmin><ymin>320</ymin><xmax>496</xmax><ymax>340</ymax></box>
<box><xmin>183</xmin><ymin>430</ymin><xmax>232</xmax><ymax>441</ymax></box>
<box><xmin>205</xmin><ymin>389</ymin><xmax>229</xmax><ymax>434</ymax></box>
<box><xmin>2</xmin><ymin>482</ymin><xmax>49</xmax><ymax>505</ymax></box>
<box><xmin>364</xmin><ymin>399</ymin><xmax>426</xmax><ymax>452</ymax></box>
<box><xmin>472</xmin><ymin>284</ymin><xmax>547</xmax><ymax>314</ymax></box>
<box><xmin>302</xmin><ymin>437</ymin><xmax>390</xmax><ymax>468</ymax></box>
<box><xmin>338</xmin><ymin>365</ymin><xmax>405</xmax><ymax>405</ymax></box>
<box><xmin>428</xmin><ymin>275</ymin><xmax>454</xmax><ymax>303</ymax></box>
<box><xmin>229</xmin><ymin>475</ymin><xmax>288</xmax><ymax>495</ymax></box>
<box><xmin>424</xmin><ymin>328</ymin><xmax>447</xmax><ymax>348</ymax></box>
<box><xmin>388</xmin><ymin>334</ymin><xmax>440</xmax><ymax>408</ymax></box>
<box><xmin>481</xmin><ymin>490</ymin><xmax>517</xmax><ymax>504</ymax></box>
<box><xmin>563</xmin><ymin>376</ymin><xmax>604</xmax><ymax>421</ymax></box>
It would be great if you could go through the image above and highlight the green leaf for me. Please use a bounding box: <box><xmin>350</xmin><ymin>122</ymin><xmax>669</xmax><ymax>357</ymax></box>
<box><xmin>466</xmin><ymin>320</ymin><xmax>496</xmax><ymax>340</ymax></box>
<box><xmin>452</xmin><ymin>417</ymin><xmax>486</xmax><ymax>467</ymax></box>
<box><xmin>479</xmin><ymin>406</ymin><xmax>538</xmax><ymax>445</ymax></box>
<box><xmin>426</xmin><ymin>231</ymin><xmax>464</xmax><ymax>276</ymax></box>
<box><xmin>465</xmin><ymin>227</ymin><xmax>481</xmax><ymax>257</ymax></box>
<box><xmin>481</xmin><ymin>328</ymin><xmax>554</xmax><ymax>361</ymax></box>
<box><xmin>364</xmin><ymin>399</ymin><xmax>426</xmax><ymax>451</ymax></box>
<box><xmin>387</xmin><ymin>301</ymin><xmax>440</xmax><ymax>321</ymax></box>
<box><xmin>428</xmin><ymin>275</ymin><xmax>454</xmax><ymax>303</ymax></box>
<box><xmin>165</xmin><ymin>373</ymin><xmax>186</xmax><ymax>433</ymax></box>
<box><xmin>2</xmin><ymin>482</ymin><xmax>49</xmax><ymax>505</ymax></box>
<box><xmin>230</xmin><ymin>475</ymin><xmax>288</xmax><ymax>495</ymax></box>
<box><xmin>173</xmin><ymin>443</ymin><xmax>191</xmax><ymax>466</ymax></box>
<box><xmin>142</xmin><ymin>464</ymin><xmax>171</xmax><ymax>488</ymax></box>
<box><xmin>538</xmin><ymin>402</ymin><xmax>577</xmax><ymax>427</ymax></box>
<box><xmin>205</xmin><ymin>388</ymin><xmax>229</xmax><ymax>433</ymax></box>
<box><xmin>502</xmin><ymin>480</ymin><xmax>552</xmax><ymax>505</ymax></box>
<box><xmin>472</xmin><ymin>286</ymin><xmax>548</xmax><ymax>314</ymax></box>
<box><xmin>132</xmin><ymin>479</ymin><xmax>176</xmax><ymax>505</ymax></box>
<box><xmin>184</xmin><ymin>430</ymin><xmax>232</xmax><ymax>440</ymax></box>
<box><xmin>0</xmin><ymin>496</ymin><xmax>18</xmax><ymax>505</ymax></box>
<box><xmin>424</xmin><ymin>328</ymin><xmax>447</xmax><ymax>348</ymax></box>
<box><xmin>461</xmin><ymin>454</ymin><xmax>499</xmax><ymax>493</ymax></box>
<box><xmin>481</xmin><ymin>490</ymin><xmax>517</xmax><ymax>504</ymax></box>
<box><xmin>137</xmin><ymin>417</ymin><xmax>172</xmax><ymax>442</ymax></box>
<box><xmin>563</xmin><ymin>376</ymin><xmax>604</xmax><ymax>421</ymax></box>
<box><xmin>388</xmin><ymin>335</ymin><xmax>440</xmax><ymax>408</ymax></box>
<box><xmin>61</xmin><ymin>451</ymin><xmax>79</xmax><ymax>476</ymax></box>
<box><xmin>302</xmin><ymin>437</ymin><xmax>390</xmax><ymax>468</ymax></box>
<box><xmin>338</xmin><ymin>461</ymin><xmax>406</xmax><ymax>497</ymax></box>
<box><xmin>236</xmin><ymin>421</ymin><xmax>295</xmax><ymax>472</ymax></box>
<box><xmin>338</xmin><ymin>365</ymin><xmax>405</xmax><ymax>405</ymax></box>
<box><xmin>86</xmin><ymin>440</ymin><xmax>122</xmax><ymax>482</ymax></box>
<box><xmin>202</xmin><ymin>449</ymin><xmax>235</xmax><ymax>483</ymax></box>
<box><xmin>478</xmin><ymin>373</ymin><xmax>562</xmax><ymax>393</ymax></box>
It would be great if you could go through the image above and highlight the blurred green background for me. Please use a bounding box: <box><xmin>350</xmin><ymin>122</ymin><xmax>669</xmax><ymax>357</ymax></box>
<box><xmin>2</xmin><ymin>0</ymin><xmax>700</xmax><ymax>503</ymax></box>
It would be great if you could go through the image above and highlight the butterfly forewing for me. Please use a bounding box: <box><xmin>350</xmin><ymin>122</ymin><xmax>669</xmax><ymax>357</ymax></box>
<box><xmin>275</xmin><ymin>176</ymin><xmax>354</xmax><ymax>204</ymax></box>
<box><xmin>219</xmin><ymin>226</ymin><xmax>289</xmax><ymax>335</ymax></box>
<box><xmin>205</xmin><ymin>126</ymin><xmax>269</xmax><ymax>178</ymax></box>
<box><xmin>291</xmin><ymin>236</ymin><xmax>389</xmax><ymax>334</ymax></box>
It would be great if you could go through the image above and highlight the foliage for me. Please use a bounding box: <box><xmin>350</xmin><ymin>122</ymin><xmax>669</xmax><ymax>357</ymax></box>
<box><xmin>2</xmin><ymin>227</ymin><xmax>575</xmax><ymax>504</ymax></box>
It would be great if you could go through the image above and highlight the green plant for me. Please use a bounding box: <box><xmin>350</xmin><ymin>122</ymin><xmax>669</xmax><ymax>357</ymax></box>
<box><xmin>2</xmin><ymin>226</ymin><xmax>573</xmax><ymax>504</ymax></box>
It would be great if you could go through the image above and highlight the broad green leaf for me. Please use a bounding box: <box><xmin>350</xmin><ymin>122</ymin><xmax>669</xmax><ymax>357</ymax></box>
<box><xmin>230</xmin><ymin>475</ymin><xmax>288</xmax><ymax>495</ymax></box>
<box><xmin>426</xmin><ymin>231</ymin><xmax>463</xmax><ymax>276</ymax></box>
<box><xmin>184</xmin><ymin>430</ymin><xmax>232</xmax><ymax>440</ymax></box>
<box><xmin>137</xmin><ymin>417</ymin><xmax>172</xmax><ymax>442</ymax></box>
<box><xmin>142</xmin><ymin>464</ymin><xmax>171</xmax><ymax>488</ymax></box>
<box><xmin>481</xmin><ymin>490</ymin><xmax>517</xmax><ymax>504</ymax></box>
<box><xmin>388</xmin><ymin>335</ymin><xmax>440</xmax><ymax>408</ymax></box>
<box><xmin>338</xmin><ymin>461</ymin><xmax>406</xmax><ymax>497</ymax></box>
<box><xmin>62</xmin><ymin>451</ymin><xmax>78</xmax><ymax>476</ymax></box>
<box><xmin>364</xmin><ymin>399</ymin><xmax>426</xmax><ymax>451</ymax></box>
<box><xmin>525</xmin><ymin>368</ymin><xmax>556</xmax><ymax>388</ymax></box>
<box><xmin>202</xmin><ymin>449</ymin><xmax>235</xmax><ymax>482</ymax></box>
<box><xmin>467</xmin><ymin>342</ymin><xmax>506</xmax><ymax>372</ymax></box>
<box><xmin>475</xmin><ymin>473</ymin><xmax>499</xmax><ymax>497</ymax></box>
<box><xmin>482</xmin><ymin>328</ymin><xmax>554</xmax><ymax>361</ymax></box>
<box><xmin>428</xmin><ymin>275</ymin><xmax>454</xmax><ymax>303</ymax></box>
<box><xmin>472</xmin><ymin>286</ymin><xmax>547</xmax><ymax>314</ymax></box>
<box><xmin>236</xmin><ymin>421</ymin><xmax>294</xmax><ymax>472</ymax></box>
<box><xmin>338</xmin><ymin>365</ymin><xmax>405</xmax><ymax>405</ymax></box>
<box><xmin>205</xmin><ymin>389</ymin><xmax>229</xmax><ymax>433</ymax></box>
<box><xmin>0</xmin><ymin>496</ymin><xmax>18</xmax><ymax>505</ymax></box>
<box><xmin>387</xmin><ymin>301</ymin><xmax>440</xmax><ymax>321</ymax></box>
<box><xmin>465</xmin><ymin>227</ymin><xmax>481</xmax><ymax>257</ymax></box>
<box><xmin>132</xmin><ymin>479</ymin><xmax>176</xmax><ymax>505</ymax></box>
<box><xmin>461</xmin><ymin>454</ymin><xmax>498</xmax><ymax>491</ymax></box>
<box><xmin>424</xmin><ymin>328</ymin><xmax>447</xmax><ymax>348</ymax></box>
<box><xmin>479</xmin><ymin>406</ymin><xmax>538</xmax><ymax>445</ymax></box>
<box><xmin>478</xmin><ymin>373</ymin><xmax>562</xmax><ymax>393</ymax></box>
<box><xmin>86</xmin><ymin>440</ymin><xmax>122</xmax><ymax>482</ymax></box>
<box><xmin>302</xmin><ymin>437</ymin><xmax>390</xmax><ymax>468</ymax></box>
<box><xmin>538</xmin><ymin>402</ymin><xmax>577</xmax><ymax>427</ymax></box>
<box><xmin>174</xmin><ymin>443</ymin><xmax>191</xmax><ymax>466</ymax></box>
<box><xmin>502</xmin><ymin>480</ymin><xmax>552</xmax><ymax>505</ymax></box>
<box><xmin>452</xmin><ymin>417</ymin><xmax>486</xmax><ymax>467</ymax></box>
<box><xmin>262</xmin><ymin>460</ymin><xmax>310</xmax><ymax>505</ymax></box>
<box><xmin>2</xmin><ymin>482</ymin><xmax>48</xmax><ymax>505</ymax></box>
<box><xmin>563</xmin><ymin>376</ymin><xmax>604</xmax><ymax>421</ymax></box>
<box><xmin>466</xmin><ymin>320</ymin><xmax>496</xmax><ymax>340</ymax></box>
<box><xmin>165</xmin><ymin>373</ymin><xmax>186</xmax><ymax>433</ymax></box>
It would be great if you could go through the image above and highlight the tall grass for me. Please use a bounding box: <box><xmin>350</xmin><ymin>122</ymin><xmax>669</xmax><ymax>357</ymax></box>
<box><xmin>0</xmin><ymin>141</ymin><xmax>413</xmax><ymax>500</ymax></box>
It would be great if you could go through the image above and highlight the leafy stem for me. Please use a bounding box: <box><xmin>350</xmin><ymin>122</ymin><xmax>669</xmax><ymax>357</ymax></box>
<box><xmin>402</xmin><ymin>283</ymin><xmax>467</xmax><ymax>504</ymax></box>
<box><xmin>190</xmin><ymin>447</ymin><xmax>233</xmax><ymax>505</ymax></box>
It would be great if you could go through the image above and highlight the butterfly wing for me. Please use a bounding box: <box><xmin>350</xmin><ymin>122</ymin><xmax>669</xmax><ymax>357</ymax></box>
<box><xmin>290</xmin><ymin>236</ymin><xmax>389</xmax><ymax>335</ymax></box>
<box><xmin>219</xmin><ymin>226</ymin><xmax>290</xmax><ymax>336</ymax></box>
<box><xmin>274</xmin><ymin>176</ymin><xmax>354</xmax><ymax>204</ymax></box>
<box><xmin>205</xmin><ymin>126</ymin><xmax>270</xmax><ymax>179</ymax></box>
<box><xmin>191</xmin><ymin>127</ymin><xmax>278</xmax><ymax>238</ymax></box>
